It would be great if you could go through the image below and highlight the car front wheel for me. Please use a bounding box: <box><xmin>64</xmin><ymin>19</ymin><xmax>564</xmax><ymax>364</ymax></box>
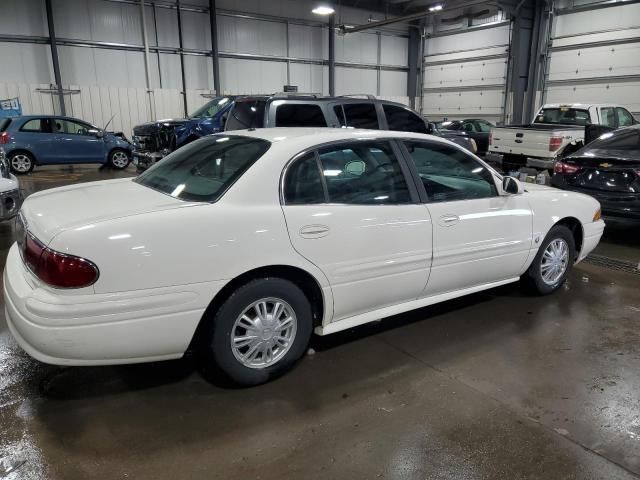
<box><xmin>523</xmin><ymin>225</ymin><xmax>576</xmax><ymax>295</ymax></box>
<box><xmin>198</xmin><ymin>277</ymin><xmax>313</xmax><ymax>386</ymax></box>
<box><xmin>108</xmin><ymin>149</ymin><xmax>131</xmax><ymax>169</ymax></box>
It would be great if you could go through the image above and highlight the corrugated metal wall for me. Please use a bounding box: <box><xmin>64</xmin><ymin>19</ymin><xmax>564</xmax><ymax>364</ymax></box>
<box><xmin>422</xmin><ymin>22</ymin><xmax>510</xmax><ymax>124</ymax></box>
<box><xmin>543</xmin><ymin>1</ymin><xmax>640</xmax><ymax>116</ymax></box>
<box><xmin>0</xmin><ymin>0</ymin><xmax>410</xmax><ymax>137</ymax></box>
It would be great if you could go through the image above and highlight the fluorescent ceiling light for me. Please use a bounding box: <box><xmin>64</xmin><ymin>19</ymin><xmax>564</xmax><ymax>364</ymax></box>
<box><xmin>429</xmin><ymin>4</ymin><xmax>443</xmax><ymax>11</ymax></box>
<box><xmin>312</xmin><ymin>5</ymin><xmax>335</xmax><ymax>15</ymax></box>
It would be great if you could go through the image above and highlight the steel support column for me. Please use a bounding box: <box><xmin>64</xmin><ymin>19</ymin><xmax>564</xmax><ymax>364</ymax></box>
<box><xmin>209</xmin><ymin>0</ymin><xmax>221</xmax><ymax>95</ymax></box>
<box><xmin>407</xmin><ymin>24</ymin><xmax>420</xmax><ymax>110</ymax></box>
<box><xmin>506</xmin><ymin>3</ymin><xmax>534</xmax><ymax>124</ymax></box>
<box><xmin>328</xmin><ymin>14</ymin><xmax>335</xmax><ymax>96</ymax></box>
<box><xmin>45</xmin><ymin>0</ymin><xmax>66</xmax><ymax>116</ymax></box>
<box><xmin>139</xmin><ymin>0</ymin><xmax>155</xmax><ymax>120</ymax></box>
<box><xmin>176</xmin><ymin>0</ymin><xmax>189</xmax><ymax>116</ymax></box>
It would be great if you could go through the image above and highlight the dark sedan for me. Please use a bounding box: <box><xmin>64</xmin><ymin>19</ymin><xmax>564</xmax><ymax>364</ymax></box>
<box><xmin>439</xmin><ymin>119</ymin><xmax>494</xmax><ymax>154</ymax></box>
<box><xmin>551</xmin><ymin>125</ymin><xmax>640</xmax><ymax>219</ymax></box>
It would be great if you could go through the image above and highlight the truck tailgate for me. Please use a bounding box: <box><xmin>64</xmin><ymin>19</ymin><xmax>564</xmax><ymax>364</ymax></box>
<box><xmin>489</xmin><ymin>127</ymin><xmax>557</xmax><ymax>158</ymax></box>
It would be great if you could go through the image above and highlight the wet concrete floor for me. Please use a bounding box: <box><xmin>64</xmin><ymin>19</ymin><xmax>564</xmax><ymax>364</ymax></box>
<box><xmin>0</xmin><ymin>165</ymin><xmax>639</xmax><ymax>479</ymax></box>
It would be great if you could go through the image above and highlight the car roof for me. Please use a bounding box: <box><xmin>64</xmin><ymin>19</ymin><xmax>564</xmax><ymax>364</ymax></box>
<box><xmin>7</xmin><ymin>115</ymin><xmax>89</xmax><ymax>121</ymax></box>
<box><xmin>540</xmin><ymin>103</ymin><xmax>623</xmax><ymax>109</ymax></box>
<box><xmin>233</xmin><ymin>95</ymin><xmax>412</xmax><ymax>109</ymax></box>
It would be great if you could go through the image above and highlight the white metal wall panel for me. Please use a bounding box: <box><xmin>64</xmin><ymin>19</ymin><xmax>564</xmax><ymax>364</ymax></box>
<box><xmin>290</xmin><ymin>64</ymin><xmax>328</xmax><ymax>95</ymax></box>
<box><xmin>218</xmin><ymin>16</ymin><xmax>286</xmax><ymax>56</ymax></box>
<box><xmin>288</xmin><ymin>24</ymin><xmax>327</xmax><ymax>60</ymax></box>
<box><xmin>336</xmin><ymin>32</ymin><xmax>378</xmax><ymax>65</ymax></box>
<box><xmin>381</xmin><ymin>35</ymin><xmax>408</xmax><ymax>67</ymax></box>
<box><xmin>219</xmin><ymin>58</ymin><xmax>286</xmax><ymax>95</ymax></box>
<box><xmin>154</xmin><ymin>6</ymin><xmax>180</xmax><ymax>48</ymax></box>
<box><xmin>183</xmin><ymin>56</ymin><xmax>214</xmax><ymax>91</ymax></box>
<box><xmin>336</xmin><ymin>67</ymin><xmax>377</xmax><ymax>95</ymax></box>
<box><xmin>425</xmin><ymin>25</ymin><xmax>511</xmax><ymax>56</ymax></box>
<box><xmin>186</xmin><ymin>90</ymin><xmax>215</xmax><ymax>116</ymax></box>
<box><xmin>158</xmin><ymin>53</ymin><xmax>183</xmax><ymax>90</ymax></box>
<box><xmin>544</xmin><ymin>3</ymin><xmax>640</xmax><ymax>115</ymax></box>
<box><xmin>180</xmin><ymin>10</ymin><xmax>211</xmax><ymax>51</ymax></box>
<box><xmin>0</xmin><ymin>83</ymin><xmax>56</xmax><ymax>116</ymax></box>
<box><xmin>380</xmin><ymin>70</ymin><xmax>408</xmax><ymax>98</ymax></box>
<box><xmin>423</xmin><ymin>90</ymin><xmax>505</xmax><ymax>120</ymax></box>
<box><xmin>0</xmin><ymin>44</ymin><xmax>53</xmax><ymax>84</ymax></box>
<box><xmin>424</xmin><ymin>58</ymin><xmax>507</xmax><ymax>89</ymax></box>
<box><xmin>0</xmin><ymin>0</ymin><xmax>47</xmax><ymax>36</ymax></box>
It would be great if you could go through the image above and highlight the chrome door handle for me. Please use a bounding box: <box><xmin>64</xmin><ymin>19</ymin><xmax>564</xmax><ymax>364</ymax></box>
<box><xmin>299</xmin><ymin>224</ymin><xmax>330</xmax><ymax>239</ymax></box>
<box><xmin>438</xmin><ymin>214</ymin><xmax>460</xmax><ymax>227</ymax></box>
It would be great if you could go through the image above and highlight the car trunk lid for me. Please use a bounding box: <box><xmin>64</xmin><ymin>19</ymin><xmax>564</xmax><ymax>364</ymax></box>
<box><xmin>562</xmin><ymin>154</ymin><xmax>640</xmax><ymax>193</ymax></box>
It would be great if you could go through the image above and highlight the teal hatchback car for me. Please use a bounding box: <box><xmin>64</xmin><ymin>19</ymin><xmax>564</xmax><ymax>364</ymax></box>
<box><xmin>0</xmin><ymin>115</ymin><xmax>133</xmax><ymax>174</ymax></box>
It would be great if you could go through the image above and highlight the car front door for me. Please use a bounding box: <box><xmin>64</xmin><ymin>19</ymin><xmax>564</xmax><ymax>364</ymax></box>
<box><xmin>281</xmin><ymin>140</ymin><xmax>432</xmax><ymax>323</ymax></box>
<box><xmin>400</xmin><ymin>139</ymin><xmax>533</xmax><ymax>296</ymax></box>
<box><xmin>53</xmin><ymin>118</ymin><xmax>105</xmax><ymax>163</ymax></box>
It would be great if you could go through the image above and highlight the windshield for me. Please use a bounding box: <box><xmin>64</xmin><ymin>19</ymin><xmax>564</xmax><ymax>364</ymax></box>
<box><xmin>580</xmin><ymin>126</ymin><xmax>640</xmax><ymax>153</ymax></box>
<box><xmin>190</xmin><ymin>97</ymin><xmax>233</xmax><ymax>119</ymax></box>
<box><xmin>135</xmin><ymin>135</ymin><xmax>271</xmax><ymax>202</ymax></box>
<box><xmin>534</xmin><ymin>107</ymin><xmax>590</xmax><ymax>126</ymax></box>
<box><xmin>226</xmin><ymin>100</ymin><xmax>267</xmax><ymax>130</ymax></box>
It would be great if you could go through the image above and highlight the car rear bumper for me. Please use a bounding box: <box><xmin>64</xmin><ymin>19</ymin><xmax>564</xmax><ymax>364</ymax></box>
<box><xmin>551</xmin><ymin>176</ymin><xmax>640</xmax><ymax>219</ymax></box>
<box><xmin>3</xmin><ymin>244</ymin><xmax>219</xmax><ymax>366</ymax></box>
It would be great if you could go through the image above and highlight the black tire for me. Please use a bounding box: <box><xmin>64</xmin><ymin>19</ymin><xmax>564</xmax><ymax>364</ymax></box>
<box><xmin>522</xmin><ymin>225</ymin><xmax>576</xmax><ymax>295</ymax></box>
<box><xmin>198</xmin><ymin>277</ymin><xmax>313</xmax><ymax>386</ymax></box>
<box><xmin>8</xmin><ymin>151</ymin><xmax>35</xmax><ymax>174</ymax></box>
<box><xmin>108</xmin><ymin>148</ymin><xmax>131</xmax><ymax>169</ymax></box>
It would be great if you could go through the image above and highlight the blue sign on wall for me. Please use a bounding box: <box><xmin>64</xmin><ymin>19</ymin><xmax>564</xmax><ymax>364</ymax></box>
<box><xmin>0</xmin><ymin>98</ymin><xmax>22</xmax><ymax>118</ymax></box>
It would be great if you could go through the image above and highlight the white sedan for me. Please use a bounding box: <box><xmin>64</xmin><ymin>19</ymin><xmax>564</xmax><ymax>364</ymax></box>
<box><xmin>4</xmin><ymin>128</ymin><xmax>604</xmax><ymax>385</ymax></box>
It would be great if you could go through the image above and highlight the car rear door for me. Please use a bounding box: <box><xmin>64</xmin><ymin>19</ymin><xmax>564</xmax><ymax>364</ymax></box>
<box><xmin>400</xmin><ymin>139</ymin><xmax>533</xmax><ymax>296</ymax></box>
<box><xmin>281</xmin><ymin>139</ymin><xmax>432</xmax><ymax>323</ymax></box>
<box><xmin>13</xmin><ymin>118</ymin><xmax>55</xmax><ymax>163</ymax></box>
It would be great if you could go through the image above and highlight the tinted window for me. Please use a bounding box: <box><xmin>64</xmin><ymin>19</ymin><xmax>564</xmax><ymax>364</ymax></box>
<box><xmin>584</xmin><ymin>127</ymin><xmax>640</xmax><ymax>151</ymax></box>
<box><xmin>54</xmin><ymin>119</ymin><xmax>92</xmax><ymax>135</ymax></box>
<box><xmin>334</xmin><ymin>103</ymin><xmax>379</xmax><ymax>129</ymax></box>
<box><xmin>136</xmin><ymin>135</ymin><xmax>270</xmax><ymax>202</ymax></box>
<box><xmin>600</xmin><ymin>107</ymin><xmax>616</xmax><ymax>127</ymax></box>
<box><xmin>0</xmin><ymin>119</ymin><xmax>11</xmax><ymax>132</ymax></box>
<box><xmin>20</xmin><ymin>119</ymin><xmax>46</xmax><ymax>132</ymax></box>
<box><xmin>317</xmin><ymin>142</ymin><xmax>410</xmax><ymax>204</ymax></box>
<box><xmin>284</xmin><ymin>153</ymin><xmax>325</xmax><ymax>204</ymax></box>
<box><xmin>533</xmin><ymin>108</ymin><xmax>590</xmax><ymax>126</ymax></box>
<box><xmin>616</xmin><ymin>107</ymin><xmax>635</xmax><ymax>127</ymax></box>
<box><xmin>403</xmin><ymin>141</ymin><xmax>497</xmax><ymax>202</ymax></box>
<box><xmin>440</xmin><ymin>121</ymin><xmax>461</xmax><ymax>131</ymax></box>
<box><xmin>462</xmin><ymin>122</ymin><xmax>476</xmax><ymax>133</ymax></box>
<box><xmin>474</xmin><ymin>120</ymin><xmax>493</xmax><ymax>132</ymax></box>
<box><xmin>383</xmin><ymin>104</ymin><xmax>427</xmax><ymax>133</ymax></box>
<box><xmin>275</xmin><ymin>104</ymin><xmax>327</xmax><ymax>127</ymax></box>
<box><xmin>226</xmin><ymin>100</ymin><xmax>266</xmax><ymax>130</ymax></box>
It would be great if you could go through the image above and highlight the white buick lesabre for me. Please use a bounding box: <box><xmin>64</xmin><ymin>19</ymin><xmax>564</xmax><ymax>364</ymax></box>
<box><xmin>4</xmin><ymin>128</ymin><xmax>604</xmax><ymax>385</ymax></box>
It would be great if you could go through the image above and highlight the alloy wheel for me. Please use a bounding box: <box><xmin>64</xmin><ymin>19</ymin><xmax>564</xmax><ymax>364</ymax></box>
<box><xmin>111</xmin><ymin>151</ymin><xmax>130</xmax><ymax>168</ymax></box>
<box><xmin>540</xmin><ymin>238</ymin><xmax>569</xmax><ymax>285</ymax></box>
<box><xmin>11</xmin><ymin>154</ymin><xmax>32</xmax><ymax>173</ymax></box>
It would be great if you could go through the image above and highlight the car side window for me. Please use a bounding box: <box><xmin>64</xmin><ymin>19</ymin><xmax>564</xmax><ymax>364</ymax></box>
<box><xmin>475</xmin><ymin>120</ymin><xmax>492</xmax><ymax>132</ymax></box>
<box><xmin>283</xmin><ymin>153</ymin><xmax>326</xmax><ymax>205</ymax></box>
<box><xmin>382</xmin><ymin>104</ymin><xmax>427</xmax><ymax>134</ymax></box>
<box><xmin>403</xmin><ymin>141</ymin><xmax>497</xmax><ymax>202</ymax></box>
<box><xmin>316</xmin><ymin>141</ymin><xmax>410</xmax><ymax>204</ymax></box>
<box><xmin>616</xmin><ymin>107</ymin><xmax>635</xmax><ymax>127</ymax></box>
<box><xmin>463</xmin><ymin>122</ymin><xmax>476</xmax><ymax>133</ymax></box>
<box><xmin>275</xmin><ymin>104</ymin><xmax>327</xmax><ymax>127</ymax></box>
<box><xmin>333</xmin><ymin>103</ymin><xmax>379</xmax><ymax>129</ymax></box>
<box><xmin>20</xmin><ymin>119</ymin><xmax>47</xmax><ymax>133</ymax></box>
<box><xmin>600</xmin><ymin>107</ymin><xmax>617</xmax><ymax>127</ymax></box>
<box><xmin>54</xmin><ymin>119</ymin><xmax>92</xmax><ymax>135</ymax></box>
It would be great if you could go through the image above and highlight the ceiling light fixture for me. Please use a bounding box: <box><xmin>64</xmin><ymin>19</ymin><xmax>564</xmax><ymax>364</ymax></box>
<box><xmin>429</xmin><ymin>4</ymin><xmax>443</xmax><ymax>11</ymax></box>
<box><xmin>312</xmin><ymin>5</ymin><xmax>335</xmax><ymax>15</ymax></box>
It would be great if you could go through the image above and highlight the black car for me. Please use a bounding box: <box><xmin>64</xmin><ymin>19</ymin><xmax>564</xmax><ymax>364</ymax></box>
<box><xmin>224</xmin><ymin>94</ymin><xmax>478</xmax><ymax>154</ymax></box>
<box><xmin>438</xmin><ymin>119</ymin><xmax>494</xmax><ymax>154</ymax></box>
<box><xmin>551</xmin><ymin>125</ymin><xmax>640</xmax><ymax>219</ymax></box>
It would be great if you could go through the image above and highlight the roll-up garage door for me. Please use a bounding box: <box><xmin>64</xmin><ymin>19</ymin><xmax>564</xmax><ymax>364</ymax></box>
<box><xmin>422</xmin><ymin>23</ymin><xmax>510</xmax><ymax>124</ymax></box>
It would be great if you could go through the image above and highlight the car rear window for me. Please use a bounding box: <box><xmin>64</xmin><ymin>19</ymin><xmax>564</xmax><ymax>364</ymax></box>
<box><xmin>275</xmin><ymin>103</ymin><xmax>327</xmax><ymax>127</ymax></box>
<box><xmin>534</xmin><ymin>108</ymin><xmax>590</xmax><ymax>126</ymax></box>
<box><xmin>383</xmin><ymin>104</ymin><xmax>427</xmax><ymax>133</ymax></box>
<box><xmin>0</xmin><ymin>119</ymin><xmax>11</xmax><ymax>132</ymax></box>
<box><xmin>135</xmin><ymin>135</ymin><xmax>271</xmax><ymax>202</ymax></box>
<box><xmin>582</xmin><ymin>127</ymin><xmax>640</xmax><ymax>152</ymax></box>
<box><xmin>226</xmin><ymin>100</ymin><xmax>266</xmax><ymax>130</ymax></box>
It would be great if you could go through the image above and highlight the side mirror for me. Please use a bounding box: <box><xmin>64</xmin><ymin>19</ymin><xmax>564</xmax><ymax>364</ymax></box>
<box><xmin>88</xmin><ymin>129</ymin><xmax>105</xmax><ymax>138</ymax></box>
<box><xmin>502</xmin><ymin>176</ymin><xmax>524</xmax><ymax>195</ymax></box>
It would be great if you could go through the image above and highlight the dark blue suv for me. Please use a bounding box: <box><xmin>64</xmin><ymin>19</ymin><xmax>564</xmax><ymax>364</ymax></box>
<box><xmin>0</xmin><ymin>115</ymin><xmax>133</xmax><ymax>174</ymax></box>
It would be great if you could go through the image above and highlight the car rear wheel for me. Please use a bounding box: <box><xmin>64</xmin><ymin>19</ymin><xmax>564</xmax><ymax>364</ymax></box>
<box><xmin>522</xmin><ymin>225</ymin><xmax>576</xmax><ymax>295</ymax></box>
<box><xmin>198</xmin><ymin>277</ymin><xmax>313</xmax><ymax>386</ymax></box>
<box><xmin>8</xmin><ymin>151</ymin><xmax>34</xmax><ymax>174</ymax></box>
<box><xmin>108</xmin><ymin>149</ymin><xmax>131</xmax><ymax>169</ymax></box>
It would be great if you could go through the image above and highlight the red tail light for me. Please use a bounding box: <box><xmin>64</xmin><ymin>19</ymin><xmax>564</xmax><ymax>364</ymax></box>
<box><xmin>554</xmin><ymin>162</ymin><xmax>580</xmax><ymax>175</ymax></box>
<box><xmin>20</xmin><ymin>234</ymin><xmax>99</xmax><ymax>288</ymax></box>
<box><xmin>549</xmin><ymin>136</ymin><xmax>563</xmax><ymax>152</ymax></box>
<box><xmin>0</xmin><ymin>132</ymin><xmax>10</xmax><ymax>144</ymax></box>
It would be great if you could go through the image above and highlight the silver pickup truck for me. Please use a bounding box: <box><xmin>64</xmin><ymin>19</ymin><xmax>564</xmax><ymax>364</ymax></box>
<box><xmin>489</xmin><ymin>103</ymin><xmax>637</xmax><ymax>170</ymax></box>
